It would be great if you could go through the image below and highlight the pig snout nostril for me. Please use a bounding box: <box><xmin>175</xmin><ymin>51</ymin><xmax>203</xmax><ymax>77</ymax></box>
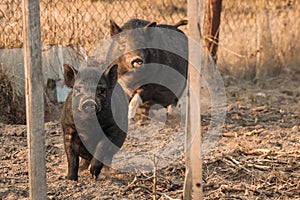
<box><xmin>81</xmin><ymin>99</ymin><xmax>99</xmax><ymax>113</ymax></box>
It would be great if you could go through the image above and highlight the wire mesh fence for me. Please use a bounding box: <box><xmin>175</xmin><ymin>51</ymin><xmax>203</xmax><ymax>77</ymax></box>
<box><xmin>218</xmin><ymin>0</ymin><xmax>300</xmax><ymax>79</ymax></box>
<box><xmin>0</xmin><ymin>0</ymin><xmax>187</xmax><ymax>51</ymax></box>
<box><xmin>0</xmin><ymin>0</ymin><xmax>299</xmax><ymax>97</ymax></box>
<box><xmin>1</xmin><ymin>0</ymin><xmax>299</xmax><ymax>59</ymax></box>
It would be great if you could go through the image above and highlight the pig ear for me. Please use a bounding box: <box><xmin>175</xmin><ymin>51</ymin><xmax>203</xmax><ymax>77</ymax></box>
<box><xmin>144</xmin><ymin>21</ymin><xmax>157</xmax><ymax>29</ymax></box>
<box><xmin>110</xmin><ymin>19</ymin><xmax>122</xmax><ymax>36</ymax></box>
<box><xmin>63</xmin><ymin>64</ymin><xmax>78</xmax><ymax>88</ymax></box>
<box><xmin>174</xmin><ymin>19</ymin><xmax>188</xmax><ymax>28</ymax></box>
<box><xmin>143</xmin><ymin>21</ymin><xmax>157</xmax><ymax>39</ymax></box>
<box><xmin>105</xmin><ymin>64</ymin><xmax>118</xmax><ymax>87</ymax></box>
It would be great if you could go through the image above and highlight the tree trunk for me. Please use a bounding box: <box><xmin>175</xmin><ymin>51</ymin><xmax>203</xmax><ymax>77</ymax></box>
<box><xmin>204</xmin><ymin>0</ymin><xmax>222</xmax><ymax>63</ymax></box>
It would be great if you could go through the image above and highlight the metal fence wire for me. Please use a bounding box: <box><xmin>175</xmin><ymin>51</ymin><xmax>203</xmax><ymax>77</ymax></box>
<box><xmin>219</xmin><ymin>0</ymin><xmax>300</xmax><ymax>78</ymax></box>
<box><xmin>0</xmin><ymin>0</ymin><xmax>187</xmax><ymax>51</ymax></box>
<box><xmin>0</xmin><ymin>0</ymin><xmax>299</xmax><ymax>75</ymax></box>
<box><xmin>0</xmin><ymin>0</ymin><xmax>299</xmax><ymax>123</ymax></box>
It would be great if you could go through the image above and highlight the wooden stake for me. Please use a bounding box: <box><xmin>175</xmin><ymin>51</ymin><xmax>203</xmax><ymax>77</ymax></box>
<box><xmin>22</xmin><ymin>0</ymin><xmax>47</xmax><ymax>199</ymax></box>
<box><xmin>184</xmin><ymin>0</ymin><xmax>205</xmax><ymax>199</ymax></box>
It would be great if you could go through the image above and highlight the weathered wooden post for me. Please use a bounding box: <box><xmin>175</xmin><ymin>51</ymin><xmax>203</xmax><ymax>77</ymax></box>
<box><xmin>255</xmin><ymin>0</ymin><xmax>280</xmax><ymax>79</ymax></box>
<box><xmin>184</xmin><ymin>0</ymin><xmax>205</xmax><ymax>199</ymax></box>
<box><xmin>22</xmin><ymin>0</ymin><xmax>47</xmax><ymax>199</ymax></box>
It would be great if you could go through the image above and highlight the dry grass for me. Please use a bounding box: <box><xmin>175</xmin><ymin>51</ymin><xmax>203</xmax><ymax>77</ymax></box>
<box><xmin>219</xmin><ymin>0</ymin><xmax>300</xmax><ymax>79</ymax></box>
<box><xmin>0</xmin><ymin>67</ymin><xmax>25</xmax><ymax>124</ymax></box>
<box><xmin>0</xmin><ymin>66</ymin><xmax>299</xmax><ymax>199</ymax></box>
<box><xmin>0</xmin><ymin>1</ymin><xmax>299</xmax><ymax>198</ymax></box>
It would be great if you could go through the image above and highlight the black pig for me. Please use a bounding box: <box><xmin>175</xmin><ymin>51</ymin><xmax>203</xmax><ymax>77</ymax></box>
<box><xmin>108</xmin><ymin>19</ymin><xmax>188</xmax><ymax>121</ymax></box>
<box><xmin>60</xmin><ymin>61</ymin><xmax>127</xmax><ymax>181</ymax></box>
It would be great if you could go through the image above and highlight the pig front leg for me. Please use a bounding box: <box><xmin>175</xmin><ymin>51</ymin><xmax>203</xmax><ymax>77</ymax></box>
<box><xmin>90</xmin><ymin>138</ymin><xmax>120</xmax><ymax>180</ymax></box>
<box><xmin>89</xmin><ymin>139</ymin><xmax>106</xmax><ymax>180</ymax></box>
<box><xmin>90</xmin><ymin>158</ymin><xmax>103</xmax><ymax>180</ymax></box>
<box><xmin>63</xmin><ymin>131</ymin><xmax>80</xmax><ymax>181</ymax></box>
<box><xmin>128</xmin><ymin>93</ymin><xmax>142</xmax><ymax>120</ymax></box>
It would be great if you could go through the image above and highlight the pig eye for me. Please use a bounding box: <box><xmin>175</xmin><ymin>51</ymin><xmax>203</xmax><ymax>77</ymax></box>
<box><xmin>131</xmin><ymin>58</ymin><xmax>143</xmax><ymax>68</ymax></box>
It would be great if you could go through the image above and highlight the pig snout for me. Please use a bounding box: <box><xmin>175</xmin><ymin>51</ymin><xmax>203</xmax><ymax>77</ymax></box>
<box><xmin>80</xmin><ymin>99</ymin><xmax>100</xmax><ymax>113</ymax></box>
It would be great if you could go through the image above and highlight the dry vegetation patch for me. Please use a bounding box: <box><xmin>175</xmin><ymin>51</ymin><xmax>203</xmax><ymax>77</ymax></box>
<box><xmin>0</xmin><ymin>68</ymin><xmax>25</xmax><ymax>124</ymax></box>
<box><xmin>0</xmin><ymin>66</ymin><xmax>299</xmax><ymax>199</ymax></box>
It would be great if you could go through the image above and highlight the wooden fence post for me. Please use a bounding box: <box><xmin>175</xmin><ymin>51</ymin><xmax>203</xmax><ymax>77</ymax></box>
<box><xmin>255</xmin><ymin>0</ymin><xmax>280</xmax><ymax>79</ymax></box>
<box><xmin>184</xmin><ymin>0</ymin><xmax>205</xmax><ymax>199</ymax></box>
<box><xmin>22</xmin><ymin>0</ymin><xmax>47</xmax><ymax>199</ymax></box>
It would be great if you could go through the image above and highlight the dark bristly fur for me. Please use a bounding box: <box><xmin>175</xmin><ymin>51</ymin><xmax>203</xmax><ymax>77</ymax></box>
<box><xmin>61</xmin><ymin>61</ymin><xmax>127</xmax><ymax>181</ymax></box>
<box><xmin>108</xmin><ymin>18</ymin><xmax>188</xmax><ymax>118</ymax></box>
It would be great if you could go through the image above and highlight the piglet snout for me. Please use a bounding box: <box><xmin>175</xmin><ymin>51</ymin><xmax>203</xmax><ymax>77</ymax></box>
<box><xmin>80</xmin><ymin>99</ymin><xmax>99</xmax><ymax>113</ymax></box>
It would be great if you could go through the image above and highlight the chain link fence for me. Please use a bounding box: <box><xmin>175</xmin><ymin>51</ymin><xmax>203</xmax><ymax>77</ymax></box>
<box><xmin>1</xmin><ymin>0</ymin><xmax>299</xmax><ymax>70</ymax></box>
<box><xmin>0</xmin><ymin>0</ymin><xmax>187</xmax><ymax>51</ymax></box>
<box><xmin>0</xmin><ymin>0</ymin><xmax>299</xmax><ymax>98</ymax></box>
<box><xmin>0</xmin><ymin>0</ymin><xmax>299</xmax><ymax>124</ymax></box>
<box><xmin>0</xmin><ymin>0</ymin><xmax>187</xmax><ymax>123</ymax></box>
<box><xmin>218</xmin><ymin>0</ymin><xmax>300</xmax><ymax>78</ymax></box>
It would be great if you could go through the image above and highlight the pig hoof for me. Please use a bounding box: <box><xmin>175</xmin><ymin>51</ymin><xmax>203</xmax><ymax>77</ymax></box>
<box><xmin>92</xmin><ymin>174</ymin><xmax>99</xmax><ymax>181</ymax></box>
<box><xmin>90</xmin><ymin>166</ymin><xmax>101</xmax><ymax>180</ymax></box>
<box><xmin>67</xmin><ymin>175</ymin><xmax>78</xmax><ymax>181</ymax></box>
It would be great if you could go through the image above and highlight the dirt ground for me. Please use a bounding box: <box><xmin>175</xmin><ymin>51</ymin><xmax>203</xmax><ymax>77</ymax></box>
<box><xmin>0</xmin><ymin>66</ymin><xmax>300</xmax><ymax>199</ymax></box>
